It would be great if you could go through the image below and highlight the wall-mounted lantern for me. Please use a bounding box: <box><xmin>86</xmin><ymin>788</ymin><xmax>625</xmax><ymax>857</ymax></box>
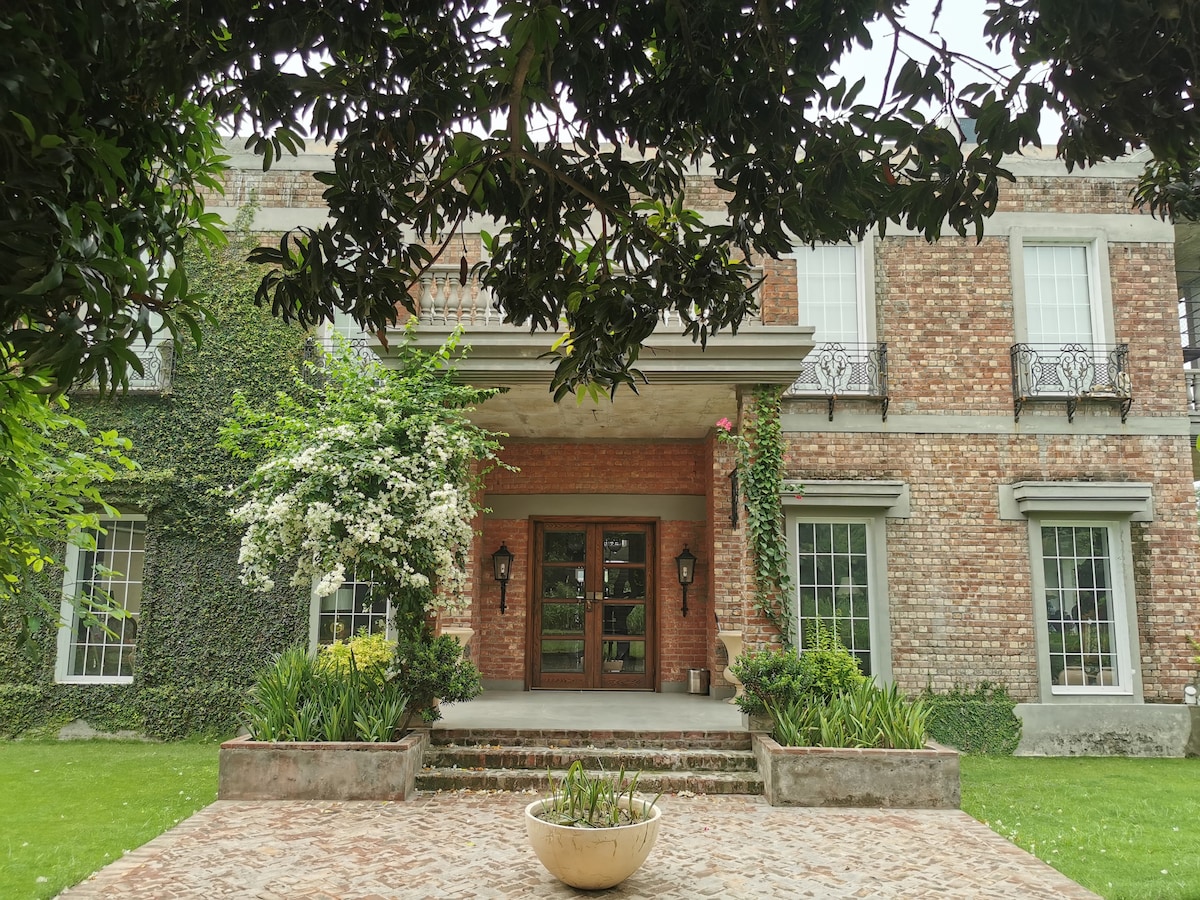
<box><xmin>675</xmin><ymin>545</ymin><xmax>697</xmax><ymax>617</ymax></box>
<box><xmin>492</xmin><ymin>543</ymin><xmax>514</xmax><ymax>614</ymax></box>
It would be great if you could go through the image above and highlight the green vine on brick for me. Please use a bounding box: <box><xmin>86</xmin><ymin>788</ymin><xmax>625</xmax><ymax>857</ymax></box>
<box><xmin>718</xmin><ymin>385</ymin><xmax>798</xmax><ymax>643</ymax></box>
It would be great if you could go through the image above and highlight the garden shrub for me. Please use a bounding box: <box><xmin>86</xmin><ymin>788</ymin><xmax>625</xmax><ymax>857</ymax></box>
<box><xmin>731</xmin><ymin>624</ymin><xmax>865</xmax><ymax>716</ymax></box>
<box><xmin>318</xmin><ymin>630</ymin><xmax>395</xmax><ymax>686</ymax></box>
<box><xmin>920</xmin><ymin>682</ymin><xmax>1021</xmax><ymax>755</ymax></box>
<box><xmin>392</xmin><ymin>633</ymin><xmax>482</xmax><ymax>730</ymax></box>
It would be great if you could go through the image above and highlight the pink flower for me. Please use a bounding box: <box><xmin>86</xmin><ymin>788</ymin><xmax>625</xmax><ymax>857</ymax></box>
<box><xmin>715</xmin><ymin>418</ymin><xmax>733</xmax><ymax>432</ymax></box>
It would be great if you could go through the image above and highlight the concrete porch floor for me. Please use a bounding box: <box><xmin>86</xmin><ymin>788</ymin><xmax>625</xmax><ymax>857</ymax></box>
<box><xmin>435</xmin><ymin>688</ymin><xmax>744</xmax><ymax>732</ymax></box>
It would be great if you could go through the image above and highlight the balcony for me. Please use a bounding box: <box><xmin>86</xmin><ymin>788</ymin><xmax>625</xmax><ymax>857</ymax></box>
<box><xmin>383</xmin><ymin>266</ymin><xmax>815</xmax><ymax>440</ymax></box>
<box><xmin>76</xmin><ymin>341</ymin><xmax>173</xmax><ymax>394</ymax></box>
<box><xmin>1010</xmin><ymin>343</ymin><xmax>1132</xmax><ymax>423</ymax></box>
<box><xmin>783</xmin><ymin>342</ymin><xmax>889</xmax><ymax>421</ymax></box>
<box><xmin>399</xmin><ymin>266</ymin><xmax>811</xmax><ymax>387</ymax></box>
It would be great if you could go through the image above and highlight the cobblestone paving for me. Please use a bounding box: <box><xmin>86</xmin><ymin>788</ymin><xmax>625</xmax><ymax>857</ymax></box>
<box><xmin>60</xmin><ymin>791</ymin><xmax>1099</xmax><ymax>899</ymax></box>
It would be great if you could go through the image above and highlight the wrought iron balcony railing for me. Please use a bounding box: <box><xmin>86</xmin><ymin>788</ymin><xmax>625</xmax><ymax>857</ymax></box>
<box><xmin>1010</xmin><ymin>343</ymin><xmax>1131</xmax><ymax>423</ymax></box>
<box><xmin>784</xmin><ymin>342</ymin><xmax>889</xmax><ymax>421</ymax></box>
<box><xmin>76</xmin><ymin>341</ymin><xmax>173</xmax><ymax>394</ymax></box>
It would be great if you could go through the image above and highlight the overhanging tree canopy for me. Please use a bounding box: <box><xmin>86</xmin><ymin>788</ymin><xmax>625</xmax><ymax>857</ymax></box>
<box><xmin>3</xmin><ymin>0</ymin><xmax>1199</xmax><ymax>397</ymax></box>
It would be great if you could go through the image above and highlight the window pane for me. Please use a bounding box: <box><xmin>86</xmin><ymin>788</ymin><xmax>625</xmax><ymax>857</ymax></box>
<box><xmin>1024</xmin><ymin>245</ymin><xmax>1093</xmax><ymax>345</ymax></box>
<box><xmin>794</xmin><ymin>521</ymin><xmax>872</xmax><ymax>675</ymax></box>
<box><xmin>542</xmin><ymin>602</ymin><xmax>584</xmax><ymax>635</ymax></box>
<box><xmin>544</xmin><ymin>530</ymin><xmax>586</xmax><ymax>563</ymax></box>
<box><xmin>317</xmin><ymin>563</ymin><xmax>388</xmax><ymax>644</ymax></box>
<box><xmin>64</xmin><ymin>519</ymin><xmax>146</xmax><ymax>679</ymax></box>
<box><xmin>795</xmin><ymin>246</ymin><xmax>859</xmax><ymax>344</ymax></box>
<box><xmin>603</xmin><ymin>532</ymin><xmax>645</xmax><ymax>563</ymax></box>
<box><xmin>542</xmin><ymin>640</ymin><xmax>584</xmax><ymax>673</ymax></box>
<box><xmin>1041</xmin><ymin>525</ymin><xmax>1119</xmax><ymax>687</ymax></box>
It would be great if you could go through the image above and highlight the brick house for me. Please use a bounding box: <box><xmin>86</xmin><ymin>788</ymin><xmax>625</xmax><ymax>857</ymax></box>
<box><xmin>46</xmin><ymin>146</ymin><xmax>1199</xmax><ymax>754</ymax></box>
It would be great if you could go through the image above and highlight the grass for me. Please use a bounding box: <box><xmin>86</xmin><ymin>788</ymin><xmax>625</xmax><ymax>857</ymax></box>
<box><xmin>962</xmin><ymin>756</ymin><xmax>1200</xmax><ymax>900</ymax></box>
<box><xmin>0</xmin><ymin>740</ymin><xmax>219</xmax><ymax>900</ymax></box>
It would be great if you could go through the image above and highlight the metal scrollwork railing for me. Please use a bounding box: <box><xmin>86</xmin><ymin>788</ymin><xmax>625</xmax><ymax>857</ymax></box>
<box><xmin>78</xmin><ymin>341</ymin><xmax>173</xmax><ymax>394</ymax></box>
<box><xmin>784</xmin><ymin>342</ymin><xmax>889</xmax><ymax>421</ymax></box>
<box><xmin>1010</xmin><ymin>343</ymin><xmax>1132</xmax><ymax>423</ymax></box>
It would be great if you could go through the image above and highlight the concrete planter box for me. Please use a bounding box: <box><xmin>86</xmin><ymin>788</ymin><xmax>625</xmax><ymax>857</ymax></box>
<box><xmin>752</xmin><ymin>733</ymin><xmax>960</xmax><ymax>808</ymax></box>
<box><xmin>218</xmin><ymin>730</ymin><xmax>430</xmax><ymax>801</ymax></box>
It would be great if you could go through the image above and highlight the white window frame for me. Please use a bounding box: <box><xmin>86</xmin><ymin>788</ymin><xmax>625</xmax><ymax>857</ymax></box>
<box><xmin>786</xmin><ymin>240</ymin><xmax>876</xmax><ymax>345</ymax></box>
<box><xmin>1010</xmin><ymin>232</ymin><xmax>1114</xmax><ymax>347</ymax></box>
<box><xmin>999</xmin><ymin>480</ymin><xmax>1149</xmax><ymax>702</ymax></box>
<box><xmin>1026</xmin><ymin>518</ymin><xmax>1139</xmax><ymax>701</ymax></box>
<box><xmin>782</xmin><ymin>481</ymin><xmax>905</xmax><ymax>682</ymax></box>
<box><xmin>308</xmin><ymin>564</ymin><xmax>393</xmax><ymax>648</ymax></box>
<box><xmin>55</xmin><ymin>516</ymin><xmax>147</xmax><ymax>685</ymax></box>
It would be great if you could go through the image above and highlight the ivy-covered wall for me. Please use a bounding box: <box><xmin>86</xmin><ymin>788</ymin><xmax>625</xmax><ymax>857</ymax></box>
<box><xmin>0</xmin><ymin>236</ymin><xmax>311</xmax><ymax>740</ymax></box>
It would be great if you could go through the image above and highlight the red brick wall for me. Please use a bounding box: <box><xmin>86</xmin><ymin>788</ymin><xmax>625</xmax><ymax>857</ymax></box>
<box><xmin>485</xmin><ymin>440</ymin><xmax>707</xmax><ymax>495</ymax></box>
<box><xmin>780</xmin><ymin>431</ymin><xmax>1199</xmax><ymax>702</ymax></box>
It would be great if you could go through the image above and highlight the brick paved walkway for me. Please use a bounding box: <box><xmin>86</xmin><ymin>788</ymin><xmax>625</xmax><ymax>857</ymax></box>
<box><xmin>60</xmin><ymin>791</ymin><xmax>1099</xmax><ymax>899</ymax></box>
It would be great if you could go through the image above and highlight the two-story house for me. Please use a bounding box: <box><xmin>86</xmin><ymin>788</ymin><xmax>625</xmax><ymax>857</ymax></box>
<box><xmin>27</xmin><ymin>145</ymin><xmax>1198</xmax><ymax>755</ymax></box>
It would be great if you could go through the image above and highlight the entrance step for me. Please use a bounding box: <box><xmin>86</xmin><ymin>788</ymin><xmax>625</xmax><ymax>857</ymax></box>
<box><xmin>417</xmin><ymin>728</ymin><xmax>762</xmax><ymax>796</ymax></box>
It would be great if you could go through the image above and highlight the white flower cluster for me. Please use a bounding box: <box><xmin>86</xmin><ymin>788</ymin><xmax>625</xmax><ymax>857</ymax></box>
<box><xmin>229</xmin><ymin>392</ymin><xmax>487</xmax><ymax>618</ymax></box>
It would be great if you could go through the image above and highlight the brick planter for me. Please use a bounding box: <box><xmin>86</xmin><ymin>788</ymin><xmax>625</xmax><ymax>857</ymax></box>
<box><xmin>752</xmin><ymin>734</ymin><xmax>960</xmax><ymax>808</ymax></box>
<box><xmin>218</xmin><ymin>730</ymin><xmax>430</xmax><ymax>801</ymax></box>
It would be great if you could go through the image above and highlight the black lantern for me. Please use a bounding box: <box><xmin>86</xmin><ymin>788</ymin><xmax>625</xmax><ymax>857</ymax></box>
<box><xmin>492</xmin><ymin>543</ymin><xmax>514</xmax><ymax>614</ymax></box>
<box><xmin>675</xmin><ymin>545</ymin><xmax>697</xmax><ymax>617</ymax></box>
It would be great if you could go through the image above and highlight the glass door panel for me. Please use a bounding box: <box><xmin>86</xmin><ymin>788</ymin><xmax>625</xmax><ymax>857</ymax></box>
<box><xmin>532</xmin><ymin>523</ymin><xmax>654</xmax><ymax>689</ymax></box>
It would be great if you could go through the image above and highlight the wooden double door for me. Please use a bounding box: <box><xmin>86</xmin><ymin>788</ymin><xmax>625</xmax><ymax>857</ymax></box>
<box><xmin>530</xmin><ymin>521</ymin><xmax>655</xmax><ymax>690</ymax></box>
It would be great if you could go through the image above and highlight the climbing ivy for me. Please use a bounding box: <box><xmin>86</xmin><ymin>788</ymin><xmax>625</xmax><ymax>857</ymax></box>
<box><xmin>719</xmin><ymin>386</ymin><xmax>798</xmax><ymax>643</ymax></box>
<box><xmin>0</xmin><ymin>227</ymin><xmax>311</xmax><ymax>739</ymax></box>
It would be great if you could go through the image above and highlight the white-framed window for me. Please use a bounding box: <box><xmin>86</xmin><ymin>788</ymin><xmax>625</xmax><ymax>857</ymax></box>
<box><xmin>1031</xmin><ymin>521</ymin><xmax>1136</xmax><ymax>697</ymax></box>
<box><xmin>784</xmin><ymin>481</ymin><xmax>904</xmax><ymax>680</ymax></box>
<box><xmin>790</xmin><ymin>243</ymin><xmax>871</xmax><ymax>344</ymax></box>
<box><xmin>55</xmin><ymin>517</ymin><xmax>146</xmax><ymax>684</ymax></box>
<box><xmin>792</xmin><ymin>519</ymin><xmax>876</xmax><ymax>675</ymax></box>
<box><xmin>999</xmin><ymin>480</ymin><xmax>1148</xmax><ymax>701</ymax></box>
<box><xmin>1011</xmin><ymin>235</ymin><xmax>1114</xmax><ymax>347</ymax></box>
<box><xmin>1022</xmin><ymin>243</ymin><xmax>1105</xmax><ymax>345</ymax></box>
<box><xmin>309</xmin><ymin>563</ymin><xmax>390</xmax><ymax>646</ymax></box>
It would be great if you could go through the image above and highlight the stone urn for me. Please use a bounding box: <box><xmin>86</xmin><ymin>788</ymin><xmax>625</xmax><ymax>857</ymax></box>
<box><xmin>716</xmin><ymin>630</ymin><xmax>746</xmax><ymax>705</ymax></box>
<box><xmin>525</xmin><ymin>797</ymin><xmax>662</xmax><ymax>889</ymax></box>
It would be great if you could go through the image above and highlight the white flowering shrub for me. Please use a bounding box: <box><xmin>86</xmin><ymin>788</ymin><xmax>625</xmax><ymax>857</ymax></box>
<box><xmin>220</xmin><ymin>327</ymin><xmax>505</xmax><ymax>635</ymax></box>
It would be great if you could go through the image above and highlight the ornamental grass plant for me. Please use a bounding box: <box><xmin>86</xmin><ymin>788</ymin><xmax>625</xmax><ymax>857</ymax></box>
<box><xmin>767</xmin><ymin>680</ymin><xmax>929</xmax><ymax>749</ymax></box>
<box><xmin>242</xmin><ymin>644</ymin><xmax>411</xmax><ymax>742</ymax></box>
<box><xmin>533</xmin><ymin>760</ymin><xmax>661</xmax><ymax>828</ymax></box>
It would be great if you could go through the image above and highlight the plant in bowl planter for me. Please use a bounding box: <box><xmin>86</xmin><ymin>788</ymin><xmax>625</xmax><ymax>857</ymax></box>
<box><xmin>525</xmin><ymin>761</ymin><xmax>662</xmax><ymax>889</ymax></box>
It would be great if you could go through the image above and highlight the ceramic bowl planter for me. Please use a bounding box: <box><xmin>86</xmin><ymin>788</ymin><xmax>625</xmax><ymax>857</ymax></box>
<box><xmin>525</xmin><ymin>796</ymin><xmax>662</xmax><ymax>889</ymax></box>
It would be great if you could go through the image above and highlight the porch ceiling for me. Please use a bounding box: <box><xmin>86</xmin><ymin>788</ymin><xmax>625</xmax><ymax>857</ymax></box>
<box><xmin>467</xmin><ymin>381</ymin><xmax>737</xmax><ymax>439</ymax></box>
<box><xmin>379</xmin><ymin>323</ymin><xmax>813</xmax><ymax>439</ymax></box>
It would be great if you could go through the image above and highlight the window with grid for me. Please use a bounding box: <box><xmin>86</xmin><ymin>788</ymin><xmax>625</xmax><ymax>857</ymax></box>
<box><xmin>794</xmin><ymin>521</ymin><xmax>872</xmax><ymax>675</ymax></box>
<box><xmin>313</xmin><ymin>564</ymin><xmax>389</xmax><ymax>644</ymax></box>
<box><xmin>57</xmin><ymin>518</ymin><xmax>145</xmax><ymax>682</ymax></box>
<box><xmin>1023</xmin><ymin>244</ymin><xmax>1097</xmax><ymax>345</ymax></box>
<box><xmin>1041</xmin><ymin>524</ymin><xmax>1123</xmax><ymax>689</ymax></box>
<box><xmin>794</xmin><ymin>245</ymin><xmax>861</xmax><ymax>344</ymax></box>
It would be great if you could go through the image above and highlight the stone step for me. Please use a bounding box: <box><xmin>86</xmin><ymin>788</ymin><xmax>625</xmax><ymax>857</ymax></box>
<box><xmin>416</xmin><ymin>766</ymin><xmax>764</xmax><ymax>796</ymax></box>
<box><xmin>424</xmin><ymin>745</ymin><xmax>759</xmax><ymax>773</ymax></box>
<box><xmin>430</xmin><ymin>728</ymin><xmax>752</xmax><ymax>751</ymax></box>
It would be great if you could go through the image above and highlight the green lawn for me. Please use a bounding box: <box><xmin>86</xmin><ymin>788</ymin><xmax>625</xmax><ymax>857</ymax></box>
<box><xmin>0</xmin><ymin>740</ymin><xmax>219</xmax><ymax>900</ymax></box>
<box><xmin>962</xmin><ymin>756</ymin><xmax>1200</xmax><ymax>900</ymax></box>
